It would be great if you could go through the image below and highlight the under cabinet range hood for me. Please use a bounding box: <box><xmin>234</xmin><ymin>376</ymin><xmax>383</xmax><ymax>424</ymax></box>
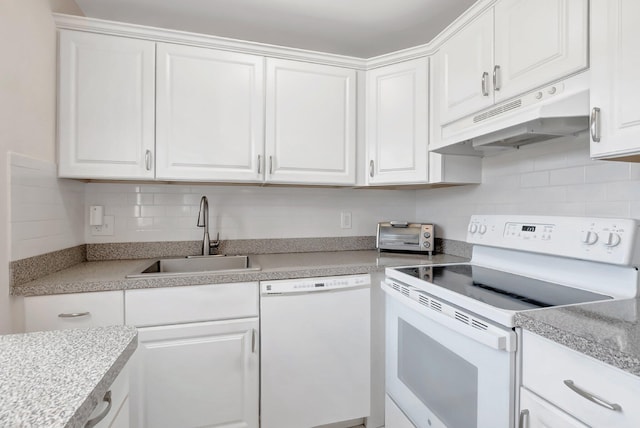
<box><xmin>432</xmin><ymin>72</ymin><xmax>590</xmax><ymax>156</ymax></box>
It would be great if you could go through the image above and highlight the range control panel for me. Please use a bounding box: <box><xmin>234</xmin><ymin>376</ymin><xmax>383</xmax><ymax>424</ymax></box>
<box><xmin>467</xmin><ymin>215</ymin><xmax>640</xmax><ymax>266</ymax></box>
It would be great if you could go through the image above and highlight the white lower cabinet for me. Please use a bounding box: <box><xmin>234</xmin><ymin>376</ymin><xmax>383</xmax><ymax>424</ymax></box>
<box><xmin>125</xmin><ymin>283</ymin><xmax>259</xmax><ymax>428</ymax></box>
<box><xmin>520</xmin><ymin>331</ymin><xmax>640</xmax><ymax>428</ymax></box>
<box><xmin>385</xmin><ymin>395</ymin><xmax>416</xmax><ymax>428</ymax></box>
<box><xmin>131</xmin><ymin>319</ymin><xmax>258</xmax><ymax>428</ymax></box>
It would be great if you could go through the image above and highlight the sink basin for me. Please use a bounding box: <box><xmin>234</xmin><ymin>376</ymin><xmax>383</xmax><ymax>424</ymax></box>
<box><xmin>126</xmin><ymin>255</ymin><xmax>260</xmax><ymax>278</ymax></box>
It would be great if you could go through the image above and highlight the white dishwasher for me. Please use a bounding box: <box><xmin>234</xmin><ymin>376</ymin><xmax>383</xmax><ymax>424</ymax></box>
<box><xmin>260</xmin><ymin>274</ymin><xmax>371</xmax><ymax>428</ymax></box>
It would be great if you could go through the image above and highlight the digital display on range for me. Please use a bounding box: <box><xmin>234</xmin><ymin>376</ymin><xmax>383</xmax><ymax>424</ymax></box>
<box><xmin>522</xmin><ymin>225</ymin><xmax>536</xmax><ymax>232</ymax></box>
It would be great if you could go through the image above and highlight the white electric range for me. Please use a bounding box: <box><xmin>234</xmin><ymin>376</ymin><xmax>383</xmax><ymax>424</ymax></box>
<box><xmin>383</xmin><ymin>215</ymin><xmax>640</xmax><ymax>428</ymax></box>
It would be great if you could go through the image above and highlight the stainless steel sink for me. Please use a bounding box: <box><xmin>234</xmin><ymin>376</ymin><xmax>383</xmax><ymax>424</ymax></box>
<box><xmin>126</xmin><ymin>255</ymin><xmax>260</xmax><ymax>278</ymax></box>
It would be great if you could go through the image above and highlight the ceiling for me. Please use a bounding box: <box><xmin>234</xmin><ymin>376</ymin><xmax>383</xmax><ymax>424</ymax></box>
<box><xmin>73</xmin><ymin>0</ymin><xmax>477</xmax><ymax>58</ymax></box>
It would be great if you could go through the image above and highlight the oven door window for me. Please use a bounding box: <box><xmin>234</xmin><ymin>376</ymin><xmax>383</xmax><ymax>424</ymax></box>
<box><xmin>398</xmin><ymin>319</ymin><xmax>478</xmax><ymax>428</ymax></box>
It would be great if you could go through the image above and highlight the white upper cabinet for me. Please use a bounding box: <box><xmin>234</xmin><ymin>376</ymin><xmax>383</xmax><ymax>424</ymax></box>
<box><xmin>433</xmin><ymin>12</ymin><xmax>494</xmax><ymax>125</ymax></box>
<box><xmin>494</xmin><ymin>0</ymin><xmax>588</xmax><ymax>102</ymax></box>
<box><xmin>265</xmin><ymin>59</ymin><xmax>357</xmax><ymax>185</ymax></box>
<box><xmin>590</xmin><ymin>0</ymin><xmax>640</xmax><ymax>161</ymax></box>
<box><xmin>432</xmin><ymin>0</ymin><xmax>587</xmax><ymax>126</ymax></box>
<box><xmin>366</xmin><ymin>58</ymin><xmax>429</xmax><ymax>184</ymax></box>
<box><xmin>58</xmin><ymin>30</ymin><xmax>155</xmax><ymax>179</ymax></box>
<box><xmin>155</xmin><ymin>43</ymin><xmax>265</xmax><ymax>181</ymax></box>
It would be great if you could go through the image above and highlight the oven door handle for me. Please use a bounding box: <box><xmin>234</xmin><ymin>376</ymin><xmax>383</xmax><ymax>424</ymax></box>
<box><xmin>383</xmin><ymin>282</ymin><xmax>515</xmax><ymax>352</ymax></box>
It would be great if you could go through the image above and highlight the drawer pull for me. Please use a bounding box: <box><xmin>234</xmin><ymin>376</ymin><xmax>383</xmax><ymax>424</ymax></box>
<box><xmin>518</xmin><ymin>409</ymin><xmax>529</xmax><ymax>428</ymax></box>
<box><xmin>58</xmin><ymin>312</ymin><xmax>90</xmax><ymax>318</ymax></box>
<box><xmin>85</xmin><ymin>390</ymin><xmax>112</xmax><ymax>427</ymax></box>
<box><xmin>563</xmin><ymin>379</ymin><xmax>622</xmax><ymax>411</ymax></box>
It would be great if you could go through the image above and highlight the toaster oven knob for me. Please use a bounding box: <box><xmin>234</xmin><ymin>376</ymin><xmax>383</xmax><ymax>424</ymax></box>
<box><xmin>423</xmin><ymin>242</ymin><xmax>431</xmax><ymax>248</ymax></box>
<box><xmin>423</xmin><ymin>232</ymin><xmax>431</xmax><ymax>239</ymax></box>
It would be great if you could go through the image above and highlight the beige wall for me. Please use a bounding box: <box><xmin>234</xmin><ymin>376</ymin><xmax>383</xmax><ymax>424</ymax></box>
<box><xmin>0</xmin><ymin>0</ymin><xmax>81</xmax><ymax>333</ymax></box>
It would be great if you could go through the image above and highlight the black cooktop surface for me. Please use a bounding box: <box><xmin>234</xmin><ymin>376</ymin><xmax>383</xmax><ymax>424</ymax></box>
<box><xmin>395</xmin><ymin>264</ymin><xmax>612</xmax><ymax>311</ymax></box>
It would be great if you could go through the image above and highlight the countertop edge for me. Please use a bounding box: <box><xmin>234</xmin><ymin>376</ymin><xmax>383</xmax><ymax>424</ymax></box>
<box><xmin>67</xmin><ymin>331</ymin><xmax>138</xmax><ymax>427</ymax></box>
<box><xmin>515</xmin><ymin>312</ymin><xmax>640</xmax><ymax>377</ymax></box>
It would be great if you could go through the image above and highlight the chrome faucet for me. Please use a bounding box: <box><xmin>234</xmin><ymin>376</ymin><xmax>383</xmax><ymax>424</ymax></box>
<box><xmin>197</xmin><ymin>196</ymin><xmax>220</xmax><ymax>256</ymax></box>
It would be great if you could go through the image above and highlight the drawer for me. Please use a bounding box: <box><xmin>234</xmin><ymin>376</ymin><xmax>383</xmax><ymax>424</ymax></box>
<box><xmin>519</xmin><ymin>387</ymin><xmax>588</xmax><ymax>427</ymax></box>
<box><xmin>125</xmin><ymin>282</ymin><xmax>258</xmax><ymax>327</ymax></box>
<box><xmin>24</xmin><ymin>291</ymin><xmax>124</xmax><ymax>332</ymax></box>
<box><xmin>522</xmin><ymin>331</ymin><xmax>640</xmax><ymax>427</ymax></box>
<box><xmin>87</xmin><ymin>364</ymin><xmax>130</xmax><ymax>428</ymax></box>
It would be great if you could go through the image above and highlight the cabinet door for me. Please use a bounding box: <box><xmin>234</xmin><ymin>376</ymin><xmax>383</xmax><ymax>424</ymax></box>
<box><xmin>58</xmin><ymin>30</ymin><xmax>155</xmax><ymax>179</ymax></box>
<box><xmin>24</xmin><ymin>291</ymin><xmax>124</xmax><ymax>332</ymax></box>
<box><xmin>156</xmin><ymin>44</ymin><xmax>265</xmax><ymax>181</ymax></box>
<box><xmin>590</xmin><ymin>0</ymin><xmax>640</xmax><ymax>160</ymax></box>
<box><xmin>494</xmin><ymin>0</ymin><xmax>588</xmax><ymax>102</ymax></box>
<box><xmin>366</xmin><ymin>58</ymin><xmax>429</xmax><ymax>184</ymax></box>
<box><xmin>432</xmin><ymin>11</ymin><xmax>494</xmax><ymax>124</ymax></box>
<box><xmin>265</xmin><ymin>59</ymin><xmax>356</xmax><ymax>185</ymax></box>
<box><xmin>130</xmin><ymin>318</ymin><xmax>259</xmax><ymax>428</ymax></box>
<box><xmin>519</xmin><ymin>388</ymin><xmax>588</xmax><ymax>428</ymax></box>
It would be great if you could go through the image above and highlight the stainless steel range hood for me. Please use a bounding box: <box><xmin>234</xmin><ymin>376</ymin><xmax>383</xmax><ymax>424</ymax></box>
<box><xmin>432</xmin><ymin>73</ymin><xmax>590</xmax><ymax>156</ymax></box>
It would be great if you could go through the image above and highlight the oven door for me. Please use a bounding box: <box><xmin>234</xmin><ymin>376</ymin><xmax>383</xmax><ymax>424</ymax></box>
<box><xmin>384</xmin><ymin>282</ymin><xmax>516</xmax><ymax>428</ymax></box>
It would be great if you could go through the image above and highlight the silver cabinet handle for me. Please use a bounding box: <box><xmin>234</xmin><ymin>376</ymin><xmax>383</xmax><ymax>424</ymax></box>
<box><xmin>369</xmin><ymin>160</ymin><xmax>374</xmax><ymax>178</ymax></box>
<box><xmin>590</xmin><ymin>107</ymin><xmax>601</xmax><ymax>143</ymax></box>
<box><xmin>145</xmin><ymin>150</ymin><xmax>152</xmax><ymax>171</ymax></box>
<box><xmin>58</xmin><ymin>312</ymin><xmax>90</xmax><ymax>318</ymax></box>
<box><xmin>251</xmin><ymin>329</ymin><xmax>257</xmax><ymax>353</ymax></box>
<box><xmin>518</xmin><ymin>409</ymin><xmax>529</xmax><ymax>428</ymax></box>
<box><xmin>257</xmin><ymin>154</ymin><xmax>262</xmax><ymax>174</ymax></box>
<box><xmin>269</xmin><ymin>156</ymin><xmax>273</xmax><ymax>174</ymax></box>
<box><xmin>85</xmin><ymin>390</ymin><xmax>112</xmax><ymax>427</ymax></box>
<box><xmin>481</xmin><ymin>71</ymin><xmax>490</xmax><ymax>96</ymax></box>
<box><xmin>493</xmin><ymin>65</ymin><xmax>501</xmax><ymax>91</ymax></box>
<box><xmin>563</xmin><ymin>380</ymin><xmax>622</xmax><ymax>411</ymax></box>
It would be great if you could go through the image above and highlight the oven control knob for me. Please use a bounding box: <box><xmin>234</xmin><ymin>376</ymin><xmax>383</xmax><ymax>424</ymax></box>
<box><xmin>582</xmin><ymin>231</ymin><xmax>599</xmax><ymax>245</ymax></box>
<box><xmin>468</xmin><ymin>223</ymin><xmax>478</xmax><ymax>234</ymax></box>
<box><xmin>423</xmin><ymin>242</ymin><xmax>431</xmax><ymax>248</ymax></box>
<box><xmin>604</xmin><ymin>232</ymin><xmax>622</xmax><ymax>248</ymax></box>
<box><xmin>423</xmin><ymin>232</ymin><xmax>431</xmax><ymax>239</ymax></box>
<box><xmin>479</xmin><ymin>224</ymin><xmax>487</xmax><ymax>234</ymax></box>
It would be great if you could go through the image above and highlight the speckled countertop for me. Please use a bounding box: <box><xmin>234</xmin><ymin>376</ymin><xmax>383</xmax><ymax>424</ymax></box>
<box><xmin>11</xmin><ymin>250</ymin><xmax>468</xmax><ymax>296</ymax></box>
<box><xmin>0</xmin><ymin>325</ymin><xmax>137</xmax><ymax>427</ymax></box>
<box><xmin>515</xmin><ymin>298</ymin><xmax>640</xmax><ymax>376</ymax></box>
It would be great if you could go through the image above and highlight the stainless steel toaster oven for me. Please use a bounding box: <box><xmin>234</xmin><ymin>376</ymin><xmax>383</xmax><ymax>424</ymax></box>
<box><xmin>376</xmin><ymin>221</ymin><xmax>434</xmax><ymax>254</ymax></box>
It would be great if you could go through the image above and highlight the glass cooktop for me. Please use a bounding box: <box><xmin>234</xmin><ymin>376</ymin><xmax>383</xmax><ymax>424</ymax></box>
<box><xmin>395</xmin><ymin>264</ymin><xmax>612</xmax><ymax>311</ymax></box>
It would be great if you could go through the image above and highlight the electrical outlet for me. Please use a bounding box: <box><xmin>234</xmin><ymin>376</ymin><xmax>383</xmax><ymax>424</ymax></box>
<box><xmin>340</xmin><ymin>211</ymin><xmax>352</xmax><ymax>229</ymax></box>
<box><xmin>91</xmin><ymin>215</ymin><xmax>115</xmax><ymax>236</ymax></box>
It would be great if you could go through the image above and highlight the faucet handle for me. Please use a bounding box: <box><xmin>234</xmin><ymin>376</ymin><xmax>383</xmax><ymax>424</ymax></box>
<box><xmin>211</xmin><ymin>232</ymin><xmax>220</xmax><ymax>249</ymax></box>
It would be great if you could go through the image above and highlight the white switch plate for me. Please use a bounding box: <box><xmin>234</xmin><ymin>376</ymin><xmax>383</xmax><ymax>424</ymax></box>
<box><xmin>91</xmin><ymin>215</ymin><xmax>115</xmax><ymax>236</ymax></box>
<box><xmin>340</xmin><ymin>211</ymin><xmax>352</xmax><ymax>229</ymax></box>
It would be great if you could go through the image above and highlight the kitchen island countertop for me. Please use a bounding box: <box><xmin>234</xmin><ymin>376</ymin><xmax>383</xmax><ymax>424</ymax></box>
<box><xmin>515</xmin><ymin>298</ymin><xmax>640</xmax><ymax>377</ymax></box>
<box><xmin>11</xmin><ymin>250</ymin><xmax>468</xmax><ymax>296</ymax></box>
<box><xmin>0</xmin><ymin>325</ymin><xmax>137</xmax><ymax>427</ymax></box>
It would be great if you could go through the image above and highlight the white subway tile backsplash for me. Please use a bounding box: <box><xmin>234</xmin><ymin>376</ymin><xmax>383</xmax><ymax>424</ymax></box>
<box><xmin>549</xmin><ymin>167</ymin><xmax>585</xmax><ymax>185</ymax></box>
<box><xmin>520</xmin><ymin>171</ymin><xmax>550</xmax><ymax>188</ymax></box>
<box><xmin>585</xmin><ymin>162</ymin><xmax>630</xmax><ymax>183</ymax></box>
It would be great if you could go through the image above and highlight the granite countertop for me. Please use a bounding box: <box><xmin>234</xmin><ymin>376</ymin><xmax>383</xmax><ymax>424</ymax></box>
<box><xmin>0</xmin><ymin>325</ymin><xmax>137</xmax><ymax>427</ymax></box>
<box><xmin>12</xmin><ymin>250</ymin><xmax>468</xmax><ymax>296</ymax></box>
<box><xmin>515</xmin><ymin>298</ymin><xmax>640</xmax><ymax>376</ymax></box>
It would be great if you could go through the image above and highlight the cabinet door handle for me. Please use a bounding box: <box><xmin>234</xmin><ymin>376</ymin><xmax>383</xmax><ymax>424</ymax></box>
<box><xmin>563</xmin><ymin>379</ymin><xmax>622</xmax><ymax>411</ymax></box>
<box><xmin>518</xmin><ymin>409</ymin><xmax>529</xmax><ymax>428</ymax></box>
<box><xmin>269</xmin><ymin>156</ymin><xmax>273</xmax><ymax>174</ymax></box>
<box><xmin>493</xmin><ymin>65</ymin><xmax>501</xmax><ymax>91</ymax></box>
<box><xmin>369</xmin><ymin>160</ymin><xmax>374</xmax><ymax>178</ymax></box>
<box><xmin>251</xmin><ymin>329</ymin><xmax>257</xmax><ymax>353</ymax></box>
<box><xmin>85</xmin><ymin>390</ymin><xmax>112</xmax><ymax>427</ymax></box>
<box><xmin>590</xmin><ymin>107</ymin><xmax>601</xmax><ymax>143</ymax></box>
<box><xmin>257</xmin><ymin>154</ymin><xmax>262</xmax><ymax>174</ymax></box>
<box><xmin>145</xmin><ymin>150</ymin><xmax>153</xmax><ymax>171</ymax></box>
<box><xmin>58</xmin><ymin>312</ymin><xmax>90</xmax><ymax>318</ymax></box>
<box><xmin>481</xmin><ymin>71</ymin><xmax>490</xmax><ymax>96</ymax></box>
